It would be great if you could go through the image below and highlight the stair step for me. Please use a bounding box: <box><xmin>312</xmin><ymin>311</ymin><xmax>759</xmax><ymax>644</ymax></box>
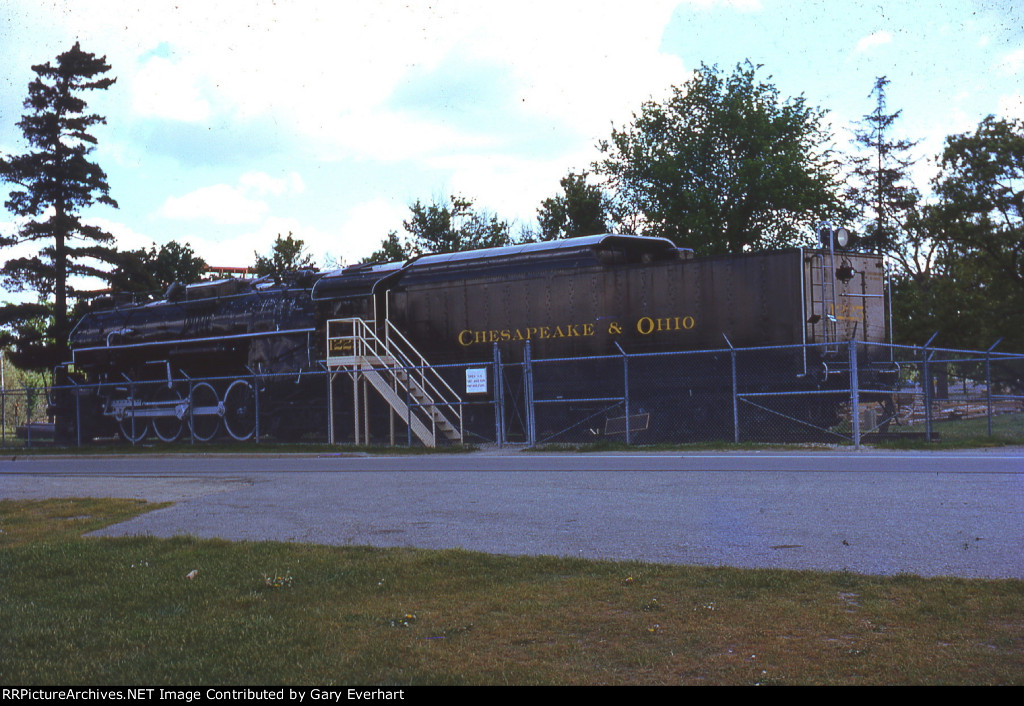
<box><xmin>327</xmin><ymin>320</ymin><xmax>463</xmax><ymax>446</ymax></box>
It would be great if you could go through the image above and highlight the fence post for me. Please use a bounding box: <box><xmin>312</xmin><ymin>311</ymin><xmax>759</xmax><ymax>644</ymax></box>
<box><xmin>524</xmin><ymin>341</ymin><xmax>536</xmax><ymax>447</ymax></box>
<box><xmin>920</xmin><ymin>332</ymin><xmax>938</xmax><ymax>442</ymax></box>
<box><xmin>326</xmin><ymin>369</ymin><xmax>334</xmax><ymax>445</ymax></box>
<box><xmin>75</xmin><ymin>383</ymin><xmax>82</xmax><ymax>447</ymax></box>
<box><xmin>849</xmin><ymin>338</ymin><xmax>860</xmax><ymax>448</ymax></box>
<box><xmin>615</xmin><ymin>342</ymin><xmax>630</xmax><ymax>445</ymax></box>
<box><xmin>253</xmin><ymin>373</ymin><xmax>260</xmax><ymax>444</ymax></box>
<box><xmin>985</xmin><ymin>349</ymin><xmax>993</xmax><ymax>437</ymax></box>
<box><xmin>923</xmin><ymin>350</ymin><xmax>933</xmax><ymax>442</ymax></box>
<box><xmin>985</xmin><ymin>339</ymin><xmax>1001</xmax><ymax>437</ymax></box>
<box><xmin>406</xmin><ymin>377</ymin><xmax>412</xmax><ymax>447</ymax></box>
<box><xmin>493</xmin><ymin>343</ymin><xmax>504</xmax><ymax>448</ymax></box>
<box><xmin>128</xmin><ymin>380</ymin><xmax>136</xmax><ymax>447</ymax></box>
<box><xmin>724</xmin><ymin>335</ymin><xmax>739</xmax><ymax>443</ymax></box>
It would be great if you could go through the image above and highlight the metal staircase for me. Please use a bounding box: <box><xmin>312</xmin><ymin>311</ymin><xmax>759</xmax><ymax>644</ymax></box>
<box><xmin>325</xmin><ymin>318</ymin><xmax>463</xmax><ymax>447</ymax></box>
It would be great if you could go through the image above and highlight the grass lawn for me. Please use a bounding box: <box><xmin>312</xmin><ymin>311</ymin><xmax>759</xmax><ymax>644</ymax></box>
<box><xmin>2</xmin><ymin>498</ymin><xmax>1022</xmax><ymax>686</ymax></box>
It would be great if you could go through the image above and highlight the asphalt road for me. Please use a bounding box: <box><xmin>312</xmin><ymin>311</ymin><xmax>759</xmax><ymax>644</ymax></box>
<box><xmin>2</xmin><ymin>448</ymin><xmax>1022</xmax><ymax>579</ymax></box>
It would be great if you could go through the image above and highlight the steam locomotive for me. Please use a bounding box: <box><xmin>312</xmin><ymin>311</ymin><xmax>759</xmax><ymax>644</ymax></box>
<box><xmin>60</xmin><ymin>233</ymin><xmax>891</xmax><ymax>444</ymax></box>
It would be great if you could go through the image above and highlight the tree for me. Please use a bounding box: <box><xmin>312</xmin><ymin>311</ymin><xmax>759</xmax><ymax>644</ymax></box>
<box><xmin>364</xmin><ymin>230</ymin><xmax>411</xmax><ymax>265</ymax></box>
<box><xmin>595</xmin><ymin>61</ymin><xmax>848</xmax><ymax>255</ymax></box>
<box><xmin>0</xmin><ymin>43</ymin><xmax>118</xmax><ymax>370</ymax></box>
<box><xmin>145</xmin><ymin>240</ymin><xmax>208</xmax><ymax>289</ymax></box>
<box><xmin>847</xmin><ymin>77</ymin><xmax>928</xmax><ymax>268</ymax></box>
<box><xmin>536</xmin><ymin>171</ymin><xmax>611</xmax><ymax>241</ymax></box>
<box><xmin>253</xmin><ymin>232</ymin><xmax>315</xmax><ymax>279</ymax></box>
<box><xmin>364</xmin><ymin>195</ymin><xmax>513</xmax><ymax>263</ymax></box>
<box><xmin>108</xmin><ymin>241</ymin><xmax>208</xmax><ymax>295</ymax></box>
<box><xmin>916</xmin><ymin>116</ymin><xmax>1024</xmax><ymax>351</ymax></box>
<box><xmin>405</xmin><ymin>195</ymin><xmax>512</xmax><ymax>254</ymax></box>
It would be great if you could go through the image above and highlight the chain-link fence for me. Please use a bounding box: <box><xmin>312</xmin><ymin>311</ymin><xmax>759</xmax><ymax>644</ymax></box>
<box><xmin>879</xmin><ymin>343</ymin><xmax>1024</xmax><ymax>443</ymax></box>
<box><xmin>524</xmin><ymin>340</ymin><xmax>1023</xmax><ymax>446</ymax></box>
<box><xmin>5</xmin><ymin>341</ymin><xmax>1023</xmax><ymax>448</ymax></box>
<box><xmin>0</xmin><ymin>383</ymin><xmax>53</xmax><ymax>448</ymax></box>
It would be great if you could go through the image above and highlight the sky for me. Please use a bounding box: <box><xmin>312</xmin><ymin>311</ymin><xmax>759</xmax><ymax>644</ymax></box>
<box><xmin>0</xmin><ymin>0</ymin><xmax>1022</xmax><ymax>278</ymax></box>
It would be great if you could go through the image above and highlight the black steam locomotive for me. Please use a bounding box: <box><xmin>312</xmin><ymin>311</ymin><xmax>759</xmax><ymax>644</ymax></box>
<box><xmin>61</xmin><ymin>234</ymin><xmax>890</xmax><ymax>444</ymax></box>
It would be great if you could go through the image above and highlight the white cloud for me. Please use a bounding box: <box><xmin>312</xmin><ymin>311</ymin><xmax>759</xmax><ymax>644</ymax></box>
<box><xmin>325</xmin><ymin>110</ymin><xmax>496</xmax><ymax>163</ymax></box>
<box><xmin>157</xmin><ymin>171</ymin><xmax>303</xmax><ymax>224</ymax></box>
<box><xmin>158</xmin><ymin>184</ymin><xmax>268</xmax><ymax>225</ymax></box>
<box><xmin>186</xmin><ymin>216</ymin><xmax>334</xmax><ymax>270</ymax></box>
<box><xmin>239</xmin><ymin>172</ymin><xmax>305</xmax><ymax>198</ymax></box>
<box><xmin>854</xmin><ymin>31</ymin><xmax>893</xmax><ymax>54</ymax></box>
<box><xmin>5</xmin><ymin>1</ymin><xmax>686</xmax><ymax>171</ymax></box>
<box><xmin>100</xmin><ymin>1</ymin><xmax>683</xmax><ymax>162</ymax></box>
<box><xmin>336</xmin><ymin>198</ymin><xmax>412</xmax><ymax>262</ymax></box>
<box><xmin>439</xmin><ymin>153</ymin><xmax>573</xmax><ymax>228</ymax></box>
<box><xmin>89</xmin><ymin>218</ymin><xmax>157</xmax><ymax>253</ymax></box>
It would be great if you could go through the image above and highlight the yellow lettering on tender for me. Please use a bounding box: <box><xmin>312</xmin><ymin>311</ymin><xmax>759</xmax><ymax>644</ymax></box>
<box><xmin>457</xmin><ymin>321</ymin><xmax>601</xmax><ymax>345</ymax></box>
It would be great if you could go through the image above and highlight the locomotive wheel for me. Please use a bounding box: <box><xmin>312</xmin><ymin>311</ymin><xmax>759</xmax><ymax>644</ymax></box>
<box><xmin>189</xmin><ymin>382</ymin><xmax>222</xmax><ymax>442</ymax></box>
<box><xmin>152</xmin><ymin>387</ymin><xmax>185</xmax><ymax>443</ymax></box>
<box><xmin>118</xmin><ymin>409</ymin><xmax>149</xmax><ymax>443</ymax></box>
<box><xmin>223</xmin><ymin>379</ymin><xmax>257</xmax><ymax>441</ymax></box>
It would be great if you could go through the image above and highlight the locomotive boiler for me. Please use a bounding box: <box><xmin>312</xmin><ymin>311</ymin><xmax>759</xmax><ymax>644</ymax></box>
<box><xmin>61</xmin><ymin>234</ymin><xmax>890</xmax><ymax>445</ymax></box>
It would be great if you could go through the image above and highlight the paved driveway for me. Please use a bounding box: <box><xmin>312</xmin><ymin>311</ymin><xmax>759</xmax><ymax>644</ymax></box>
<box><xmin>2</xmin><ymin>448</ymin><xmax>1022</xmax><ymax>578</ymax></box>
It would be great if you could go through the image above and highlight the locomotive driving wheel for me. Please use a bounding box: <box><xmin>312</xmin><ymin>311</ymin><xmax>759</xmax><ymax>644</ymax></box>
<box><xmin>151</xmin><ymin>386</ymin><xmax>185</xmax><ymax>443</ymax></box>
<box><xmin>223</xmin><ymin>379</ymin><xmax>257</xmax><ymax>441</ymax></box>
<box><xmin>118</xmin><ymin>406</ymin><xmax>149</xmax><ymax>443</ymax></box>
<box><xmin>188</xmin><ymin>382</ymin><xmax>222</xmax><ymax>442</ymax></box>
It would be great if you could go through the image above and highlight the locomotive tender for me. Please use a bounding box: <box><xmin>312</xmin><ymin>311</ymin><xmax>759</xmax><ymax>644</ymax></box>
<box><xmin>62</xmin><ymin>234</ymin><xmax>889</xmax><ymax>444</ymax></box>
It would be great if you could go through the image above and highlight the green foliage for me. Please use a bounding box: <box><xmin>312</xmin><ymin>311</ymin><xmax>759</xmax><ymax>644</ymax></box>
<box><xmin>0</xmin><ymin>352</ymin><xmax>51</xmax><ymax>427</ymax></box>
<box><xmin>405</xmin><ymin>195</ymin><xmax>512</xmax><ymax>254</ymax></box>
<box><xmin>253</xmin><ymin>232</ymin><xmax>315</xmax><ymax>279</ymax></box>
<box><xmin>363</xmin><ymin>230</ymin><xmax>411</xmax><ymax>265</ymax></box>
<box><xmin>0</xmin><ymin>302</ymin><xmax>52</xmax><ymax>363</ymax></box>
<box><xmin>365</xmin><ymin>195</ymin><xmax>513</xmax><ymax>263</ymax></box>
<box><xmin>898</xmin><ymin>116</ymin><xmax>1024</xmax><ymax>350</ymax></box>
<box><xmin>107</xmin><ymin>241</ymin><xmax>208</xmax><ymax>295</ymax></box>
<box><xmin>595</xmin><ymin>61</ymin><xmax>847</xmax><ymax>254</ymax></box>
<box><xmin>933</xmin><ymin>116</ymin><xmax>1024</xmax><ymax>279</ymax></box>
<box><xmin>536</xmin><ymin>171</ymin><xmax>611</xmax><ymax>241</ymax></box>
<box><xmin>846</xmin><ymin>77</ymin><xmax>924</xmax><ymax>263</ymax></box>
<box><xmin>0</xmin><ymin>43</ymin><xmax>118</xmax><ymax>370</ymax></box>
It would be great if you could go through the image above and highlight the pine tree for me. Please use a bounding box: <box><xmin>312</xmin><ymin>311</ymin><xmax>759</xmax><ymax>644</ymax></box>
<box><xmin>847</xmin><ymin>77</ymin><xmax>923</xmax><ymax>261</ymax></box>
<box><xmin>0</xmin><ymin>43</ymin><xmax>118</xmax><ymax>370</ymax></box>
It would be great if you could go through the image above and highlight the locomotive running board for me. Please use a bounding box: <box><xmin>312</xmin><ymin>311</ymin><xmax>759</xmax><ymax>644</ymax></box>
<box><xmin>325</xmin><ymin>318</ymin><xmax>463</xmax><ymax>447</ymax></box>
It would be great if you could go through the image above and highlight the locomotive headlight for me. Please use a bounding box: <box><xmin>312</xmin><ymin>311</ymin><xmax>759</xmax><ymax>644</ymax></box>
<box><xmin>835</xmin><ymin>227</ymin><xmax>850</xmax><ymax>249</ymax></box>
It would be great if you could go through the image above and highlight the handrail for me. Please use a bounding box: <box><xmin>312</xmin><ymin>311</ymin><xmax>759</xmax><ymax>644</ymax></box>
<box><xmin>383</xmin><ymin>319</ymin><xmax>462</xmax><ymax>418</ymax></box>
<box><xmin>326</xmin><ymin>317</ymin><xmax>463</xmax><ymax>445</ymax></box>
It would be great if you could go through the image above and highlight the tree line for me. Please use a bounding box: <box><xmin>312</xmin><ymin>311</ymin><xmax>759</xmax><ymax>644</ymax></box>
<box><xmin>1</xmin><ymin>46</ymin><xmax>1022</xmax><ymax>373</ymax></box>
